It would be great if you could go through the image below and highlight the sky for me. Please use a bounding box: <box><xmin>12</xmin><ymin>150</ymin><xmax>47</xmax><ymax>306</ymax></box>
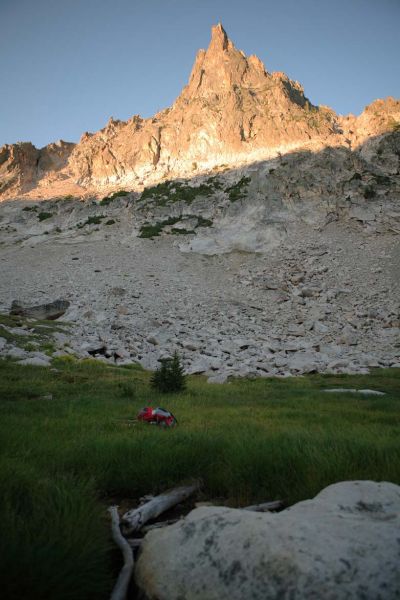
<box><xmin>1</xmin><ymin>0</ymin><xmax>399</xmax><ymax>148</ymax></box>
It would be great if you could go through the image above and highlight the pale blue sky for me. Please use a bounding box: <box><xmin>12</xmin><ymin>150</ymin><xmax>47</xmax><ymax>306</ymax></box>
<box><xmin>1</xmin><ymin>0</ymin><xmax>399</xmax><ymax>148</ymax></box>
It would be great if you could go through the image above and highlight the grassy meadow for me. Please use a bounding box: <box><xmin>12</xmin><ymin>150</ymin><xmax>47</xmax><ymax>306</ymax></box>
<box><xmin>0</xmin><ymin>357</ymin><xmax>399</xmax><ymax>599</ymax></box>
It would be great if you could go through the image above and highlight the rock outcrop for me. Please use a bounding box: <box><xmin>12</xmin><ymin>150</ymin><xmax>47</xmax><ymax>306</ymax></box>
<box><xmin>0</xmin><ymin>24</ymin><xmax>399</xmax><ymax>200</ymax></box>
<box><xmin>135</xmin><ymin>480</ymin><xmax>400</xmax><ymax>600</ymax></box>
<box><xmin>10</xmin><ymin>299</ymin><xmax>70</xmax><ymax>320</ymax></box>
<box><xmin>0</xmin><ymin>140</ymin><xmax>75</xmax><ymax>199</ymax></box>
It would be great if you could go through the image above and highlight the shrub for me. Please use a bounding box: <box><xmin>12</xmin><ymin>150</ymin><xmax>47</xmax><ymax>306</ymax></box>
<box><xmin>363</xmin><ymin>185</ymin><xmax>376</xmax><ymax>199</ymax></box>
<box><xmin>37</xmin><ymin>212</ymin><xmax>53</xmax><ymax>221</ymax></box>
<box><xmin>373</xmin><ymin>174</ymin><xmax>391</xmax><ymax>185</ymax></box>
<box><xmin>140</xmin><ymin>179</ymin><xmax>220</xmax><ymax>207</ymax></box>
<box><xmin>151</xmin><ymin>352</ymin><xmax>186</xmax><ymax>393</ymax></box>
<box><xmin>77</xmin><ymin>215</ymin><xmax>105</xmax><ymax>228</ymax></box>
<box><xmin>138</xmin><ymin>217</ymin><xmax>181</xmax><ymax>238</ymax></box>
<box><xmin>226</xmin><ymin>176</ymin><xmax>251</xmax><ymax>202</ymax></box>
<box><xmin>196</xmin><ymin>216</ymin><xmax>213</xmax><ymax>227</ymax></box>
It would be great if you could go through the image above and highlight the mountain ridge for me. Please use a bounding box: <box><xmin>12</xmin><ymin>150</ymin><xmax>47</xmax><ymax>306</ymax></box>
<box><xmin>1</xmin><ymin>23</ymin><xmax>399</xmax><ymax>201</ymax></box>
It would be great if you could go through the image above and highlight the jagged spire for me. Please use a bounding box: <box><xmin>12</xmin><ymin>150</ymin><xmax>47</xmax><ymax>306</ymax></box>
<box><xmin>209</xmin><ymin>23</ymin><xmax>229</xmax><ymax>52</ymax></box>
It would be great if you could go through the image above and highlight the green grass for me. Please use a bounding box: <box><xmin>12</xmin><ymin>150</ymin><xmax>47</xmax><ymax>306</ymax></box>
<box><xmin>0</xmin><ymin>358</ymin><xmax>399</xmax><ymax>599</ymax></box>
<box><xmin>0</xmin><ymin>314</ymin><xmax>71</xmax><ymax>352</ymax></box>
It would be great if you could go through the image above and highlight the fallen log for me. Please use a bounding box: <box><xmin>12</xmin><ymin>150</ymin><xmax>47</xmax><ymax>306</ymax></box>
<box><xmin>121</xmin><ymin>482</ymin><xmax>200</xmax><ymax>535</ymax></box>
<box><xmin>242</xmin><ymin>500</ymin><xmax>283</xmax><ymax>512</ymax></box>
<box><xmin>108</xmin><ymin>506</ymin><xmax>134</xmax><ymax>600</ymax></box>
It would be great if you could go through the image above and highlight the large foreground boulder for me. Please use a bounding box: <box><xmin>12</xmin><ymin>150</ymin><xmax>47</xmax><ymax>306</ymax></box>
<box><xmin>10</xmin><ymin>299</ymin><xmax>70</xmax><ymax>320</ymax></box>
<box><xmin>135</xmin><ymin>481</ymin><xmax>400</xmax><ymax>600</ymax></box>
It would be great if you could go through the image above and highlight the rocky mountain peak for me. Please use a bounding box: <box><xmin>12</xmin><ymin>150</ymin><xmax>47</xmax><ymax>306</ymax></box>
<box><xmin>209</xmin><ymin>22</ymin><xmax>230</xmax><ymax>52</ymax></box>
<box><xmin>183</xmin><ymin>23</ymin><xmax>264</xmax><ymax>99</ymax></box>
<box><xmin>0</xmin><ymin>24</ymin><xmax>399</xmax><ymax>200</ymax></box>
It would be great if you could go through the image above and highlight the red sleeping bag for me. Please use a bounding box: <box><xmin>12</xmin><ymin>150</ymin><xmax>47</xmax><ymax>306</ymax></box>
<box><xmin>137</xmin><ymin>406</ymin><xmax>177</xmax><ymax>428</ymax></box>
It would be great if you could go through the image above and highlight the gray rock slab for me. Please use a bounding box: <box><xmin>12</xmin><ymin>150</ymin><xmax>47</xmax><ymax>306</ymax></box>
<box><xmin>135</xmin><ymin>481</ymin><xmax>400</xmax><ymax>600</ymax></box>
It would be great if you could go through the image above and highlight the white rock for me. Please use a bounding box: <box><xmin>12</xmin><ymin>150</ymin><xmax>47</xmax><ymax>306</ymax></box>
<box><xmin>288</xmin><ymin>351</ymin><xmax>319</xmax><ymax>373</ymax></box>
<box><xmin>182</xmin><ymin>340</ymin><xmax>200</xmax><ymax>351</ymax></box>
<box><xmin>274</xmin><ymin>356</ymin><xmax>288</xmax><ymax>368</ymax></box>
<box><xmin>313</xmin><ymin>320</ymin><xmax>329</xmax><ymax>333</ymax></box>
<box><xmin>207</xmin><ymin>372</ymin><xmax>229</xmax><ymax>384</ymax></box>
<box><xmin>328</xmin><ymin>358</ymin><xmax>350</xmax><ymax>370</ymax></box>
<box><xmin>52</xmin><ymin>350</ymin><xmax>70</xmax><ymax>358</ymax></box>
<box><xmin>286</xmin><ymin>323</ymin><xmax>305</xmax><ymax>336</ymax></box>
<box><xmin>114</xmin><ymin>347</ymin><xmax>130</xmax><ymax>359</ymax></box>
<box><xmin>135</xmin><ymin>481</ymin><xmax>400</xmax><ymax>600</ymax></box>
<box><xmin>17</xmin><ymin>357</ymin><xmax>51</xmax><ymax>367</ymax></box>
<box><xmin>5</xmin><ymin>347</ymin><xmax>28</xmax><ymax>359</ymax></box>
<box><xmin>323</xmin><ymin>388</ymin><xmax>386</xmax><ymax>396</ymax></box>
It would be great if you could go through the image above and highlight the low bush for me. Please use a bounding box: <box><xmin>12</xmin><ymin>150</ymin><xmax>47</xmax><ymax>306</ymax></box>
<box><xmin>140</xmin><ymin>179</ymin><xmax>221</xmax><ymax>207</ymax></box>
<box><xmin>77</xmin><ymin>215</ymin><xmax>105</xmax><ymax>228</ymax></box>
<box><xmin>37</xmin><ymin>212</ymin><xmax>53</xmax><ymax>221</ymax></box>
<box><xmin>226</xmin><ymin>176</ymin><xmax>251</xmax><ymax>202</ymax></box>
<box><xmin>363</xmin><ymin>185</ymin><xmax>376</xmax><ymax>199</ymax></box>
<box><xmin>138</xmin><ymin>217</ymin><xmax>181</xmax><ymax>238</ymax></box>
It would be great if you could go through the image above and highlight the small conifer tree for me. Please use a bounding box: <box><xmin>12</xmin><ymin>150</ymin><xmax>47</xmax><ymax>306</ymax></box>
<box><xmin>151</xmin><ymin>351</ymin><xmax>186</xmax><ymax>393</ymax></box>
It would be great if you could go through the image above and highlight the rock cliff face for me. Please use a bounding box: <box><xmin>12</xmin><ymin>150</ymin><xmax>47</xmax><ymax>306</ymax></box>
<box><xmin>1</xmin><ymin>24</ymin><xmax>399</xmax><ymax>200</ymax></box>
<box><xmin>0</xmin><ymin>140</ymin><xmax>75</xmax><ymax>199</ymax></box>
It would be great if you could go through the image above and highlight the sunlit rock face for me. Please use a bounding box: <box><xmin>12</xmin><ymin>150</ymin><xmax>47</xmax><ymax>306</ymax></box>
<box><xmin>0</xmin><ymin>23</ymin><xmax>399</xmax><ymax>200</ymax></box>
<box><xmin>0</xmin><ymin>140</ymin><xmax>75</xmax><ymax>199</ymax></box>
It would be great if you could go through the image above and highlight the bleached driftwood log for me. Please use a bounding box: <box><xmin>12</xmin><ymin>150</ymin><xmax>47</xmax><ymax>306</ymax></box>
<box><xmin>242</xmin><ymin>500</ymin><xmax>283</xmax><ymax>512</ymax></box>
<box><xmin>121</xmin><ymin>482</ymin><xmax>200</xmax><ymax>535</ymax></box>
<box><xmin>108</xmin><ymin>506</ymin><xmax>134</xmax><ymax>600</ymax></box>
